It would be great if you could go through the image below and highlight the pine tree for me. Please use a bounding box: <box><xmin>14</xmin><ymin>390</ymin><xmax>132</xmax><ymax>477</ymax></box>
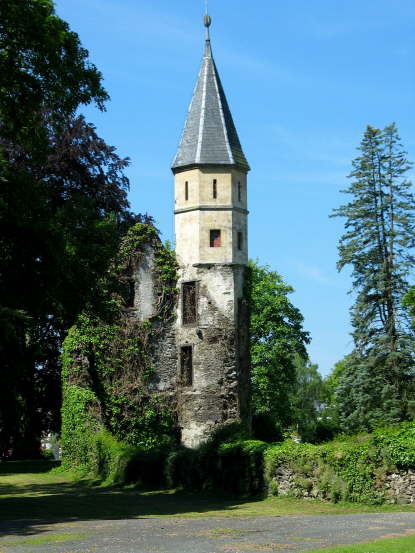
<box><xmin>332</xmin><ymin>124</ymin><xmax>415</xmax><ymax>431</ymax></box>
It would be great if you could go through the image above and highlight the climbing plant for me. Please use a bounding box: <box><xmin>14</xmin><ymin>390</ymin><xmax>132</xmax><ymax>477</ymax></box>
<box><xmin>61</xmin><ymin>223</ymin><xmax>179</xmax><ymax>472</ymax></box>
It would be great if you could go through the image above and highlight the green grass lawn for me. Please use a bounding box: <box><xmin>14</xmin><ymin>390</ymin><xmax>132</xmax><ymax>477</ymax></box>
<box><xmin>307</xmin><ymin>533</ymin><xmax>415</xmax><ymax>553</ymax></box>
<box><xmin>1</xmin><ymin>460</ymin><xmax>415</xmax><ymax>521</ymax></box>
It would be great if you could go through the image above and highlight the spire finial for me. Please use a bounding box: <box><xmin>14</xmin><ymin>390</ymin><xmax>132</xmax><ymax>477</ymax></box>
<box><xmin>204</xmin><ymin>1</ymin><xmax>211</xmax><ymax>41</ymax></box>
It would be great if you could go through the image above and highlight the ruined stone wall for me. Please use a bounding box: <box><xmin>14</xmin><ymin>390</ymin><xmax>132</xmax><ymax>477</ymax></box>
<box><xmin>107</xmin><ymin>225</ymin><xmax>250</xmax><ymax>449</ymax></box>
<box><xmin>61</xmin><ymin>225</ymin><xmax>180</xmax><ymax>467</ymax></box>
<box><xmin>176</xmin><ymin>263</ymin><xmax>250</xmax><ymax>448</ymax></box>
<box><xmin>269</xmin><ymin>464</ymin><xmax>415</xmax><ymax>505</ymax></box>
<box><xmin>383</xmin><ymin>470</ymin><xmax>415</xmax><ymax>504</ymax></box>
<box><xmin>129</xmin><ymin>243</ymin><xmax>178</xmax><ymax>395</ymax></box>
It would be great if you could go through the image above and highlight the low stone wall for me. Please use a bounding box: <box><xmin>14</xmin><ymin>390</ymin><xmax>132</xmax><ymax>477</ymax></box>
<box><xmin>270</xmin><ymin>465</ymin><xmax>415</xmax><ymax>504</ymax></box>
<box><xmin>270</xmin><ymin>465</ymin><xmax>323</xmax><ymax>500</ymax></box>
<box><xmin>384</xmin><ymin>470</ymin><xmax>415</xmax><ymax>504</ymax></box>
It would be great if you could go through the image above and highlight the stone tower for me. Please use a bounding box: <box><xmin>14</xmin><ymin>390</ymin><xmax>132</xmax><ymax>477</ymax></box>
<box><xmin>172</xmin><ymin>14</ymin><xmax>251</xmax><ymax>448</ymax></box>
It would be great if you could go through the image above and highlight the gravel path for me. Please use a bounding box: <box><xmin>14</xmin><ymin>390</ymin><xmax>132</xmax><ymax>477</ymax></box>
<box><xmin>1</xmin><ymin>512</ymin><xmax>415</xmax><ymax>553</ymax></box>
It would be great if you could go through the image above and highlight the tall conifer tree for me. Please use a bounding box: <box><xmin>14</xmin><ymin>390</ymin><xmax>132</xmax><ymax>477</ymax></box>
<box><xmin>333</xmin><ymin>124</ymin><xmax>415</xmax><ymax>431</ymax></box>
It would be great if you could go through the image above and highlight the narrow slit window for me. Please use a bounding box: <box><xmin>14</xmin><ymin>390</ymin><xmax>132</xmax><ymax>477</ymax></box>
<box><xmin>180</xmin><ymin>346</ymin><xmax>193</xmax><ymax>387</ymax></box>
<box><xmin>213</xmin><ymin>179</ymin><xmax>217</xmax><ymax>199</ymax></box>
<box><xmin>182</xmin><ymin>281</ymin><xmax>197</xmax><ymax>324</ymax></box>
<box><xmin>126</xmin><ymin>280</ymin><xmax>135</xmax><ymax>307</ymax></box>
<box><xmin>238</xmin><ymin>182</ymin><xmax>241</xmax><ymax>202</ymax></box>
<box><xmin>185</xmin><ymin>181</ymin><xmax>189</xmax><ymax>201</ymax></box>
<box><xmin>210</xmin><ymin>229</ymin><xmax>221</xmax><ymax>247</ymax></box>
<box><xmin>237</xmin><ymin>231</ymin><xmax>243</xmax><ymax>251</ymax></box>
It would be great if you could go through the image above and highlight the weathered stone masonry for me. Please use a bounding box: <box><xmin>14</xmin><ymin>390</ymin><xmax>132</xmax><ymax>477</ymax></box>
<box><xmin>129</xmin><ymin>243</ymin><xmax>250</xmax><ymax>449</ymax></box>
<box><xmin>269</xmin><ymin>465</ymin><xmax>415</xmax><ymax>504</ymax></box>
<box><xmin>169</xmin><ymin>16</ymin><xmax>251</xmax><ymax>447</ymax></box>
<box><xmin>174</xmin><ymin>264</ymin><xmax>250</xmax><ymax>447</ymax></box>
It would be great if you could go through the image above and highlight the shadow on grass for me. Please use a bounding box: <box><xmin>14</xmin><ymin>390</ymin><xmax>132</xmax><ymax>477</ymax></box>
<box><xmin>0</xmin><ymin>461</ymin><xmax>261</xmax><ymax>538</ymax></box>
<box><xmin>0</xmin><ymin>460</ymin><xmax>59</xmax><ymax>475</ymax></box>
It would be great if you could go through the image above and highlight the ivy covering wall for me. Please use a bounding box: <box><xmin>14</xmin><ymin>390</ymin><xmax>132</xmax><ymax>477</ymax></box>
<box><xmin>265</xmin><ymin>422</ymin><xmax>415</xmax><ymax>504</ymax></box>
<box><xmin>61</xmin><ymin>223</ymin><xmax>178</xmax><ymax>477</ymax></box>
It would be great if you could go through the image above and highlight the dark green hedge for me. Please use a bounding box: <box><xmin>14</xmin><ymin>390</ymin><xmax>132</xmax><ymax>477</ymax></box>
<box><xmin>165</xmin><ymin>440</ymin><xmax>269</xmax><ymax>496</ymax></box>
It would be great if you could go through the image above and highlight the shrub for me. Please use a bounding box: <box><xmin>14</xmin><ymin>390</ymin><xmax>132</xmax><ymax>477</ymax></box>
<box><xmin>93</xmin><ymin>431</ymin><xmax>138</xmax><ymax>484</ymax></box>
<box><xmin>165</xmin><ymin>438</ymin><xmax>269</xmax><ymax>496</ymax></box>
<box><xmin>40</xmin><ymin>449</ymin><xmax>55</xmax><ymax>461</ymax></box>
<box><xmin>252</xmin><ymin>413</ymin><xmax>284</xmax><ymax>442</ymax></box>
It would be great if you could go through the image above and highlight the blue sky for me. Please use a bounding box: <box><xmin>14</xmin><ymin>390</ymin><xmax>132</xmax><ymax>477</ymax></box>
<box><xmin>54</xmin><ymin>0</ymin><xmax>415</xmax><ymax>376</ymax></box>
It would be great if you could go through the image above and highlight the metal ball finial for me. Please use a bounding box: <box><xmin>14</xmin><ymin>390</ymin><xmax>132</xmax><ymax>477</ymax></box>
<box><xmin>204</xmin><ymin>14</ymin><xmax>211</xmax><ymax>28</ymax></box>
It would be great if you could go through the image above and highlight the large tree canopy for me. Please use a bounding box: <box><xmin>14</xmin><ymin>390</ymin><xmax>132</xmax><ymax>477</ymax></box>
<box><xmin>247</xmin><ymin>260</ymin><xmax>310</xmax><ymax>438</ymax></box>
<box><xmin>332</xmin><ymin>124</ymin><xmax>415</xmax><ymax>432</ymax></box>
<box><xmin>0</xmin><ymin>0</ymin><xmax>108</xmax><ymax>147</ymax></box>
<box><xmin>0</xmin><ymin>1</ymin><xmax>139</xmax><ymax>458</ymax></box>
<box><xmin>0</xmin><ymin>112</ymin><xmax>137</xmax><ymax>458</ymax></box>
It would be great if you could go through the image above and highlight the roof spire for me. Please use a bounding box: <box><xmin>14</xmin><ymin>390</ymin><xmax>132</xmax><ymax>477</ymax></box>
<box><xmin>204</xmin><ymin>1</ymin><xmax>211</xmax><ymax>41</ymax></box>
<box><xmin>171</xmin><ymin>7</ymin><xmax>250</xmax><ymax>173</ymax></box>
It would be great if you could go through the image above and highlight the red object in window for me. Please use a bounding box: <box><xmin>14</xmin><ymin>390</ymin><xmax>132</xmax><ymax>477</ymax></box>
<box><xmin>210</xmin><ymin>229</ymin><xmax>221</xmax><ymax>247</ymax></box>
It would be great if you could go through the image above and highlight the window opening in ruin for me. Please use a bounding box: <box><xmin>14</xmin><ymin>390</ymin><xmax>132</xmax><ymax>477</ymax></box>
<box><xmin>210</xmin><ymin>229</ymin><xmax>221</xmax><ymax>247</ymax></box>
<box><xmin>185</xmin><ymin>181</ymin><xmax>189</xmax><ymax>201</ymax></box>
<box><xmin>213</xmin><ymin>179</ymin><xmax>217</xmax><ymax>199</ymax></box>
<box><xmin>126</xmin><ymin>280</ymin><xmax>135</xmax><ymax>307</ymax></box>
<box><xmin>182</xmin><ymin>281</ymin><xmax>197</xmax><ymax>324</ymax></box>
<box><xmin>238</xmin><ymin>182</ymin><xmax>241</xmax><ymax>202</ymax></box>
<box><xmin>238</xmin><ymin>297</ymin><xmax>243</xmax><ymax>319</ymax></box>
<box><xmin>237</xmin><ymin>231</ymin><xmax>243</xmax><ymax>250</ymax></box>
<box><xmin>180</xmin><ymin>346</ymin><xmax>193</xmax><ymax>387</ymax></box>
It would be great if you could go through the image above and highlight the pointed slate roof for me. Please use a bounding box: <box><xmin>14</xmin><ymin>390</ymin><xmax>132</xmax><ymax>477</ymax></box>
<box><xmin>172</xmin><ymin>30</ymin><xmax>250</xmax><ymax>173</ymax></box>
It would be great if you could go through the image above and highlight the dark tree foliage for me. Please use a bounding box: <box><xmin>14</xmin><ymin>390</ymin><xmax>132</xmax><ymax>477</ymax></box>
<box><xmin>247</xmin><ymin>260</ymin><xmax>310</xmax><ymax>440</ymax></box>
<box><xmin>403</xmin><ymin>287</ymin><xmax>415</xmax><ymax>322</ymax></box>
<box><xmin>0</xmin><ymin>1</ymin><xmax>141</xmax><ymax>458</ymax></box>
<box><xmin>1</xmin><ymin>115</ymin><xmax>132</xmax><ymax>320</ymax></box>
<box><xmin>290</xmin><ymin>355</ymin><xmax>333</xmax><ymax>443</ymax></box>
<box><xmin>0</xmin><ymin>114</ymin><xmax>139</xmax><ymax>458</ymax></box>
<box><xmin>321</xmin><ymin>356</ymin><xmax>349</xmax><ymax>429</ymax></box>
<box><xmin>0</xmin><ymin>0</ymin><xmax>108</xmax><ymax>148</ymax></box>
<box><xmin>332</xmin><ymin>124</ymin><xmax>415</xmax><ymax>432</ymax></box>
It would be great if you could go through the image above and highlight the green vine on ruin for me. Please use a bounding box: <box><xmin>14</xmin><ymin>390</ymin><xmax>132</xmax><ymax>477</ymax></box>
<box><xmin>61</xmin><ymin>223</ymin><xmax>179</xmax><ymax>473</ymax></box>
